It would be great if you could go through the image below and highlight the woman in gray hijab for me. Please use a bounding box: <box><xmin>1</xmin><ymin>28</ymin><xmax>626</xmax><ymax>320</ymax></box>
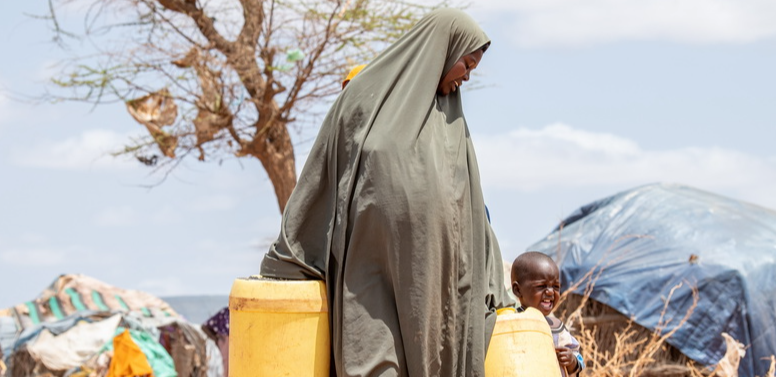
<box><xmin>260</xmin><ymin>8</ymin><xmax>515</xmax><ymax>377</ymax></box>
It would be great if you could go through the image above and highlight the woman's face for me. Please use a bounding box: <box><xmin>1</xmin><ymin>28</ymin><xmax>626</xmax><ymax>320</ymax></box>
<box><xmin>437</xmin><ymin>49</ymin><xmax>484</xmax><ymax>96</ymax></box>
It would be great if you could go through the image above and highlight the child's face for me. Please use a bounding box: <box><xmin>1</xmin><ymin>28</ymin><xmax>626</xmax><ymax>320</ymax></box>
<box><xmin>512</xmin><ymin>259</ymin><xmax>561</xmax><ymax>316</ymax></box>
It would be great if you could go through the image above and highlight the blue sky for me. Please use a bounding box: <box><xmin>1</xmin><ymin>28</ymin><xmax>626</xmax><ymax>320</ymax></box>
<box><xmin>2</xmin><ymin>0</ymin><xmax>775</xmax><ymax>309</ymax></box>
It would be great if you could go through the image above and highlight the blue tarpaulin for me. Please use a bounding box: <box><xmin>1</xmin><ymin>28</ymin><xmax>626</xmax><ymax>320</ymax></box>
<box><xmin>526</xmin><ymin>183</ymin><xmax>776</xmax><ymax>377</ymax></box>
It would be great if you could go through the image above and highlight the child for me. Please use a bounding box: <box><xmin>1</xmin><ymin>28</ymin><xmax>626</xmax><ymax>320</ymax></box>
<box><xmin>511</xmin><ymin>251</ymin><xmax>585</xmax><ymax>377</ymax></box>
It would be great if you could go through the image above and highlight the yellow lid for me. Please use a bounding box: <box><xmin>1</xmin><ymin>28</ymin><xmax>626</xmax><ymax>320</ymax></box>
<box><xmin>229</xmin><ymin>276</ymin><xmax>328</xmax><ymax>313</ymax></box>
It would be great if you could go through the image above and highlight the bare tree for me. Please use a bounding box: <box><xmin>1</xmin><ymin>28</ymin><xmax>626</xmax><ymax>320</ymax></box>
<box><xmin>43</xmin><ymin>0</ymin><xmax>442</xmax><ymax>212</ymax></box>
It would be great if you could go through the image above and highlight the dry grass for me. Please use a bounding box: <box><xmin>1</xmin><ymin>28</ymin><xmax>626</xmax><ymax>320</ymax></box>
<box><xmin>554</xmin><ymin>259</ymin><xmax>776</xmax><ymax>377</ymax></box>
<box><xmin>545</xmin><ymin>223</ymin><xmax>776</xmax><ymax>377</ymax></box>
<box><xmin>764</xmin><ymin>356</ymin><xmax>776</xmax><ymax>377</ymax></box>
<box><xmin>558</xmin><ymin>285</ymin><xmax>703</xmax><ymax>377</ymax></box>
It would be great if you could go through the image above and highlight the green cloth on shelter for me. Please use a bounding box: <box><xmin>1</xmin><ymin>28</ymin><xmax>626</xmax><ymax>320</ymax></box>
<box><xmin>261</xmin><ymin>8</ymin><xmax>515</xmax><ymax>377</ymax></box>
<box><xmin>102</xmin><ymin>327</ymin><xmax>177</xmax><ymax>377</ymax></box>
<box><xmin>65</xmin><ymin>288</ymin><xmax>87</xmax><ymax>311</ymax></box>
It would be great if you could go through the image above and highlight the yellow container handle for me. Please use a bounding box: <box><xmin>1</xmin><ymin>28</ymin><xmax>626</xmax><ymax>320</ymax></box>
<box><xmin>496</xmin><ymin>307</ymin><xmax>517</xmax><ymax>315</ymax></box>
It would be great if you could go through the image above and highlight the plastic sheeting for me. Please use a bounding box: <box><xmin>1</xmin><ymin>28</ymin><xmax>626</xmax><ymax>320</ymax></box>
<box><xmin>107</xmin><ymin>330</ymin><xmax>155</xmax><ymax>377</ymax></box>
<box><xmin>14</xmin><ymin>311</ymin><xmax>104</xmax><ymax>353</ymax></box>
<box><xmin>3</xmin><ymin>274</ymin><xmax>179</xmax><ymax>331</ymax></box>
<box><xmin>526</xmin><ymin>183</ymin><xmax>776</xmax><ymax>377</ymax></box>
<box><xmin>2</xmin><ymin>274</ymin><xmax>222</xmax><ymax>376</ymax></box>
<box><xmin>27</xmin><ymin>314</ymin><xmax>121</xmax><ymax>371</ymax></box>
<box><xmin>204</xmin><ymin>338</ymin><xmax>224</xmax><ymax>377</ymax></box>
<box><xmin>103</xmin><ymin>327</ymin><xmax>177</xmax><ymax>377</ymax></box>
<box><xmin>0</xmin><ymin>317</ymin><xmax>16</xmax><ymax>362</ymax></box>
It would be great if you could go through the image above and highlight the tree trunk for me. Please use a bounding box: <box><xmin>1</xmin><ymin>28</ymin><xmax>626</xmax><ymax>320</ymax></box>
<box><xmin>246</xmin><ymin>118</ymin><xmax>296</xmax><ymax>213</ymax></box>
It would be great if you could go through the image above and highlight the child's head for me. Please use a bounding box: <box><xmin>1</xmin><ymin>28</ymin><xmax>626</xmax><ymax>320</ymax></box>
<box><xmin>511</xmin><ymin>251</ymin><xmax>561</xmax><ymax>316</ymax></box>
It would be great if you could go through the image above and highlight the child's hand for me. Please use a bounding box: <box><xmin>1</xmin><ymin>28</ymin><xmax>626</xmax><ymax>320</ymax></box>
<box><xmin>555</xmin><ymin>347</ymin><xmax>577</xmax><ymax>371</ymax></box>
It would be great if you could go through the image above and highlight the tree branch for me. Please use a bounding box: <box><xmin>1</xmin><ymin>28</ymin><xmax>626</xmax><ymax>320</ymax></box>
<box><xmin>238</xmin><ymin>0</ymin><xmax>264</xmax><ymax>47</ymax></box>
<box><xmin>157</xmin><ymin>0</ymin><xmax>232</xmax><ymax>51</ymax></box>
<box><xmin>280</xmin><ymin>2</ymin><xmax>343</xmax><ymax>117</ymax></box>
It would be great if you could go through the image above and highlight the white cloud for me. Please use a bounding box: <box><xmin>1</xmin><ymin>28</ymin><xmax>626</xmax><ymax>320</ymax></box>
<box><xmin>188</xmin><ymin>238</ymin><xmax>265</xmax><ymax>275</ymax></box>
<box><xmin>474</xmin><ymin>123</ymin><xmax>776</xmax><ymax>209</ymax></box>
<box><xmin>93</xmin><ymin>205</ymin><xmax>138</xmax><ymax>227</ymax></box>
<box><xmin>0</xmin><ymin>241</ymin><xmax>122</xmax><ymax>271</ymax></box>
<box><xmin>473</xmin><ymin>0</ymin><xmax>776</xmax><ymax>47</ymax></box>
<box><xmin>0</xmin><ymin>249</ymin><xmax>67</xmax><ymax>266</ymax></box>
<box><xmin>19</xmin><ymin>232</ymin><xmax>50</xmax><ymax>244</ymax></box>
<box><xmin>190</xmin><ymin>194</ymin><xmax>238</xmax><ymax>212</ymax></box>
<box><xmin>150</xmin><ymin>205</ymin><xmax>183</xmax><ymax>225</ymax></box>
<box><xmin>94</xmin><ymin>203</ymin><xmax>186</xmax><ymax>228</ymax></box>
<box><xmin>12</xmin><ymin>129</ymin><xmax>142</xmax><ymax>170</ymax></box>
<box><xmin>0</xmin><ymin>91</ymin><xmax>9</xmax><ymax>132</ymax></box>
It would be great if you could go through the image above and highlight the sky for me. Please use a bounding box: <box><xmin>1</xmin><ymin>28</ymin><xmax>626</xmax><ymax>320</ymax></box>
<box><xmin>1</xmin><ymin>0</ymin><xmax>775</xmax><ymax>309</ymax></box>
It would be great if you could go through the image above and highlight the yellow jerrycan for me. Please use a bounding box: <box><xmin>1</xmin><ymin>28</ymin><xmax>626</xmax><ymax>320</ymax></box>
<box><xmin>229</xmin><ymin>277</ymin><xmax>329</xmax><ymax>377</ymax></box>
<box><xmin>485</xmin><ymin>307</ymin><xmax>562</xmax><ymax>377</ymax></box>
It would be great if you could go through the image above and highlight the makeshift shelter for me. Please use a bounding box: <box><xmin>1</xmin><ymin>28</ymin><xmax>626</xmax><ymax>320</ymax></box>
<box><xmin>527</xmin><ymin>183</ymin><xmax>776</xmax><ymax>377</ymax></box>
<box><xmin>4</xmin><ymin>274</ymin><xmax>178</xmax><ymax>329</ymax></box>
<box><xmin>0</xmin><ymin>274</ymin><xmax>222</xmax><ymax>377</ymax></box>
<box><xmin>27</xmin><ymin>314</ymin><xmax>122</xmax><ymax>372</ymax></box>
<box><xmin>107</xmin><ymin>329</ymin><xmax>155</xmax><ymax>377</ymax></box>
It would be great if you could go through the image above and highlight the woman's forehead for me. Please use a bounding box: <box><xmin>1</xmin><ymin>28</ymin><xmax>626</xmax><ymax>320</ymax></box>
<box><xmin>468</xmin><ymin>49</ymin><xmax>484</xmax><ymax>60</ymax></box>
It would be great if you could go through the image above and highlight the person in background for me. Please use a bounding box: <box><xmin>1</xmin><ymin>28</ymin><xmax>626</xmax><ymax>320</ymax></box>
<box><xmin>260</xmin><ymin>8</ymin><xmax>514</xmax><ymax>377</ymax></box>
<box><xmin>201</xmin><ymin>307</ymin><xmax>229</xmax><ymax>377</ymax></box>
<box><xmin>511</xmin><ymin>251</ymin><xmax>585</xmax><ymax>377</ymax></box>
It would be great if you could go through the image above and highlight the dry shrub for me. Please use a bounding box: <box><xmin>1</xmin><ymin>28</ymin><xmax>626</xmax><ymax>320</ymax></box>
<box><xmin>764</xmin><ymin>356</ymin><xmax>776</xmax><ymax>377</ymax></box>
<box><xmin>554</xmin><ymin>255</ymin><xmax>775</xmax><ymax>377</ymax></box>
<box><xmin>544</xmin><ymin>220</ymin><xmax>776</xmax><ymax>377</ymax></box>
<box><xmin>557</xmin><ymin>285</ymin><xmax>704</xmax><ymax>377</ymax></box>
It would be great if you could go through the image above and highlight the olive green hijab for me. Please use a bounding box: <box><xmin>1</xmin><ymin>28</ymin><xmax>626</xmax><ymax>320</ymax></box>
<box><xmin>261</xmin><ymin>8</ymin><xmax>514</xmax><ymax>376</ymax></box>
